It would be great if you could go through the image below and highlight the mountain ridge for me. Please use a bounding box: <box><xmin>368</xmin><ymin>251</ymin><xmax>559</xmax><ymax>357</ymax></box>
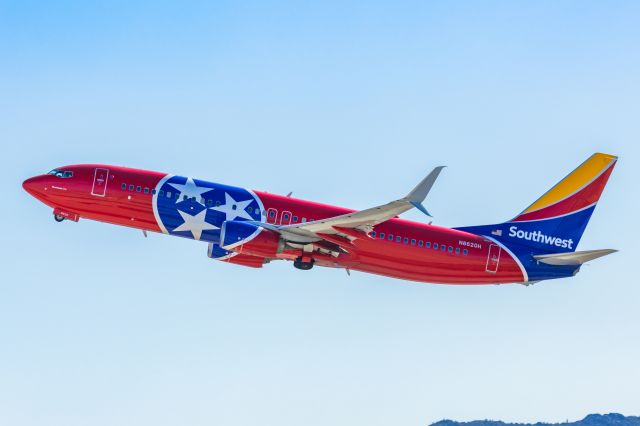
<box><xmin>431</xmin><ymin>413</ymin><xmax>640</xmax><ymax>426</ymax></box>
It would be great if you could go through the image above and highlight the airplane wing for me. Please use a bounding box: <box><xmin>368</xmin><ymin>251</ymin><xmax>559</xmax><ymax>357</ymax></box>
<box><xmin>259</xmin><ymin>166</ymin><xmax>445</xmax><ymax>242</ymax></box>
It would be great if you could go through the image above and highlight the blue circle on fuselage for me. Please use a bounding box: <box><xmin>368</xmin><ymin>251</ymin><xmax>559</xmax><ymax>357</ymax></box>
<box><xmin>153</xmin><ymin>175</ymin><xmax>262</xmax><ymax>243</ymax></box>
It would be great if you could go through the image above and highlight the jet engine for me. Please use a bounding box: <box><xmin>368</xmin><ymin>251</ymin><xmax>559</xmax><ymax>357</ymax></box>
<box><xmin>224</xmin><ymin>253</ymin><xmax>268</xmax><ymax>268</ymax></box>
<box><xmin>220</xmin><ymin>220</ymin><xmax>284</xmax><ymax>258</ymax></box>
<box><xmin>207</xmin><ymin>242</ymin><xmax>268</xmax><ymax>268</ymax></box>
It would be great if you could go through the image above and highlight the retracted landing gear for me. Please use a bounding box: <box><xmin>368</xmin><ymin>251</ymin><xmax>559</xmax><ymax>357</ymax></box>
<box><xmin>294</xmin><ymin>256</ymin><xmax>315</xmax><ymax>270</ymax></box>
<box><xmin>52</xmin><ymin>209</ymin><xmax>79</xmax><ymax>222</ymax></box>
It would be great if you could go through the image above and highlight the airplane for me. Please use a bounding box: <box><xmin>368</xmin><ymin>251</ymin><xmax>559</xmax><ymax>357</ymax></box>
<box><xmin>22</xmin><ymin>152</ymin><xmax>617</xmax><ymax>286</ymax></box>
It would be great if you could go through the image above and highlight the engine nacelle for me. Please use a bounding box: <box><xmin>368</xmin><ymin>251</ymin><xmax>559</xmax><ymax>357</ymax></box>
<box><xmin>207</xmin><ymin>243</ymin><xmax>267</xmax><ymax>268</ymax></box>
<box><xmin>220</xmin><ymin>220</ymin><xmax>283</xmax><ymax>258</ymax></box>
<box><xmin>225</xmin><ymin>253</ymin><xmax>268</xmax><ymax>268</ymax></box>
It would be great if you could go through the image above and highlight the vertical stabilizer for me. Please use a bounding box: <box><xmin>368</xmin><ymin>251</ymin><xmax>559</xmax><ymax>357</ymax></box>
<box><xmin>457</xmin><ymin>153</ymin><xmax>617</xmax><ymax>255</ymax></box>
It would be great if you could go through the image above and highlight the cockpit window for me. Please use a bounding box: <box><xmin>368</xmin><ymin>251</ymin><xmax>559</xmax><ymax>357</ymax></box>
<box><xmin>47</xmin><ymin>169</ymin><xmax>73</xmax><ymax>178</ymax></box>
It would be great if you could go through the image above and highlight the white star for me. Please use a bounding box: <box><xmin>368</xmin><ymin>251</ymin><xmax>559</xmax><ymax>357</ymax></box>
<box><xmin>172</xmin><ymin>209</ymin><xmax>218</xmax><ymax>240</ymax></box>
<box><xmin>169</xmin><ymin>177</ymin><xmax>212</xmax><ymax>204</ymax></box>
<box><xmin>210</xmin><ymin>192</ymin><xmax>255</xmax><ymax>221</ymax></box>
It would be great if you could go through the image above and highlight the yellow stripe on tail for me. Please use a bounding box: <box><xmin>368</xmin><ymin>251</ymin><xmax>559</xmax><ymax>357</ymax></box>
<box><xmin>522</xmin><ymin>152</ymin><xmax>617</xmax><ymax>214</ymax></box>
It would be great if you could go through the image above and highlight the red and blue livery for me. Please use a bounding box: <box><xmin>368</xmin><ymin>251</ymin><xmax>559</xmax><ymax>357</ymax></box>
<box><xmin>23</xmin><ymin>153</ymin><xmax>618</xmax><ymax>285</ymax></box>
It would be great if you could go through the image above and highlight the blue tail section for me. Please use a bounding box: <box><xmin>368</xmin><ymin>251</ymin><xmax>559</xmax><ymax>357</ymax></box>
<box><xmin>456</xmin><ymin>217</ymin><xmax>591</xmax><ymax>282</ymax></box>
<box><xmin>457</xmin><ymin>205</ymin><xmax>596</xmax><ymax>256</ymax></box>
<box><xmin>455</xmin><ymin>153</ymin><xmax>617</xmax><ymax>282</ymax></box>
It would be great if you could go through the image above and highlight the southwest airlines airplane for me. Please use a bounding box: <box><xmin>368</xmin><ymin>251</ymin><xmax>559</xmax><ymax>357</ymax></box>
<box><xmin>23</xmin><ymin>153</ymin><xmax>617</xmax><ymax>285</ymax></box>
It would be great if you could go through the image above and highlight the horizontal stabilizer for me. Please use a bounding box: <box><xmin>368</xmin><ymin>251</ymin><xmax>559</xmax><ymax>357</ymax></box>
<box><xmin>533</xmin><ymin>249</ymin><xmax>617</xmax><ymax>266</ymax></box>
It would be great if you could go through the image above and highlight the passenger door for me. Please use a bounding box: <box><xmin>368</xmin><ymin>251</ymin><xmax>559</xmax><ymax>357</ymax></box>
<box><xmin>91</xmin><ymin>168</ymin><xmax>110</xmax><ymax>197</ymax></box>
<box><xmin>485</xmin><ymin>244</ymin><xmax>501</xmax><ymax>273</ymax></box>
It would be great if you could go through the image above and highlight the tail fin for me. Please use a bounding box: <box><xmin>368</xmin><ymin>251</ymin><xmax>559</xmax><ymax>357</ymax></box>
<box><xmin>512</xmin><ymin>152</ymin><xmax>617</xmax><ymax>225</ymax></box>
<box><xmin>457</xmin><ymin>153</ymin><xmax>617</xmax><ymax>254</ymax></box>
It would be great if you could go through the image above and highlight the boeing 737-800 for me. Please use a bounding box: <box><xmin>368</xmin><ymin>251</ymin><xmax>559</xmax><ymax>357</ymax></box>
<box><xmin>23</xmin><ymin>153</ymin><xmax>617</xmax><ymax>285</ymax></box>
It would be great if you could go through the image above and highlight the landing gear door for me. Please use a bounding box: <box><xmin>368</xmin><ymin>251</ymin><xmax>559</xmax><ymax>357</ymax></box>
<box><xmin>91</xmin><ymin>168</ymin><xmax>110</xmax><ymax>197</ymax></box>
<box><xmin>485</xmin><ymin>244</ymin><xmax>501</xmax><ymax>274</ymax></box>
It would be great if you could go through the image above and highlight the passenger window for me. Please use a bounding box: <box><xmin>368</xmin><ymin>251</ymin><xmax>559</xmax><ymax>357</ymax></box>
<box><xmin>183</xmin><ymin>195</ymin><xmax>188</xmax><ymax>201</ymax></box>
<box><xmin>283</xmin><ymin>213</ymin><xmax>290</xmax><ymax>220</ymax></box>
<box><xmin>293</xmin><ymin>216</ymin><xmax>298</xmax><ymax>222</ymax></box>
<box><xmin>426</xmin><ymin>242</ymin><xmax>431</xmax><ymax>248</ymax></box>
<box><xmin>371</xmin><ymin>231</ymin><xmax>377</xmax><ymax>237</ymax></box>
<box><xmin>216</xmin><ymin>200</ymin><xmax>221</xmax><ymax>206</ymax></box>
<box><xmin>463</xmin><ymin>249</ymin><xmax>469</xmax><ymax>256</ymax></box>
<box><xmin>411</xmin><ymin>239</ymin><xmax>416</xmax><ymax>245</ymax></box>
<box><xmin>396</xmin><ymin>236</ymin><xmax>401</xmax><ymax>242</ymax></box>
<box><xmin>418</xmin><ymin>240</ymin><xmax>423</xmax><ymax>247</ymax></box>
<box><xmin>207</xmin><ymin>199</ymin><xmax>213</xmax><ymax>206</ymax></box>
<box><xmin>302</xmin><ymin>218</ymin><xmax>307</xmax><ymax>223</ymax></box>
<box><xmin>129</xmin><ymin>184</ymin><xmax>134</xmax><ymax>191</ymax></box>
<box><xmin>441</xmin><ymin>245</ymin><xmax>446</xmax><ymax>252</ymax></box>
<box><xmin>448</xmin><ymin>246</ymin><xmax>453</xmax><ymax>253</ymax></box>
<box><xmin>455</xmin><ymin>247</ymin><xmax>460</xmax><ymax>254</ymax></box>
<box><xmin>269</xmin><ymin>211</ymin><xmax>275</xmax><ymax>218</ymax></box>
<box><xmin>159</xmin><ymin>190</ymin><xmax>164</xmax><ymax>196</ymax></box>
<box><xmin>121</xmin><ymin>183</ymin><xmax>126</xmax><ymax>189</ymax></box>
<box><xmin>175</xmin><ymin>193</ymin><xmax>179</xmax><ymax>199</ymax></box>
<box><xmin>136</xmin><ymin>186</ymin><xmax>141</xmax><ymax>192</ymax></box>
<box><xmin>166</xmin><ymin>191</ymin><xmax>172</xmax><ymax>198</ymax></box>
<box><xmin>152</xmin><ymin>189</ymin><xmax>156</xmax><ymax>195</ymax></box>
<box><xmin>434</xmin><ymin>243</ymin><xmax>439</xmax><ymax>250</ymax></box>
<box><xmin>404</xmin><ymin>237</ymin><xmax>409</xmax><ymax>244</ymax></box>
<box><xmin>388</xmin><ymin>234</ymin><xmax>394</xmax><ymax>241</ymax></box>
<box><xmin>144</xmin><ymin>188</ymin><xmax>149</xmax><ymax>194</ymax></box>
<box><xmin>380</xmin><ymin>233</ymin><xmax>385</xmax><ymax>239</ymax></box>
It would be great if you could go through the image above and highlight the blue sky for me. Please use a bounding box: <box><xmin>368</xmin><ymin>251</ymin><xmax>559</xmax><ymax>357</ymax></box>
<box><xmin>1</xmin><ymin>1</ymin><xmax>639</xmax><ymax>425</ymax></box>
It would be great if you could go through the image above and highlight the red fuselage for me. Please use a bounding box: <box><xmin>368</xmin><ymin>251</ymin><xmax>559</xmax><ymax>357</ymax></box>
<box><xmin>23</xmin><ymin>164</ymin><xmax>526</xmax><ymax>285</ymax></box>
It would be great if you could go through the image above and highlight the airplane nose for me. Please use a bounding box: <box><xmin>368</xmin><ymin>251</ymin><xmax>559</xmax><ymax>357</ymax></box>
<box><xmin>23</xmin><ymin>176</ymin><xmax>43</xmax><ymax>197</ymax></box>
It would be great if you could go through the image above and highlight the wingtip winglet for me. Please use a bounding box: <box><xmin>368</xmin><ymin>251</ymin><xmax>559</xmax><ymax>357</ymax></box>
<box><xmin>406</xmin><ymin>166</ymin><xmax>445</xmax><ymax>216</ymax></box>
<box><xmin>407</xmin><ymin>166</ymin><xmax>445</xmax><ymax>202</ymax></box>
<box><xmin>411</xmin><ymin>201</ymin><xmax>432</xmax><ymax>217</ymax></box>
